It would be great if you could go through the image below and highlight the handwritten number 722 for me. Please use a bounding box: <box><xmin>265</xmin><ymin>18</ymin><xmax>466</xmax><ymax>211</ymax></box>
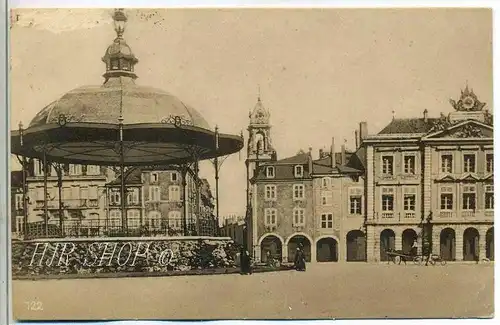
<box><xmin>25</xmin><ymin>301</ymin><xmax>43</xmax><ymax>311</ymax></box>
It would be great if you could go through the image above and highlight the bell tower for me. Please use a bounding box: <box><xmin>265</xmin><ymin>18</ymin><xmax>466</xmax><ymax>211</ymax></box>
<box><xmin>246</xmin><ymin>96</ymin><xmax>275</xmax><ymax>186</ymax></box>
<box><xmin>244</xmin><ymin>95</ymin><xmax>276</xmax><ymax>253</ymax></box>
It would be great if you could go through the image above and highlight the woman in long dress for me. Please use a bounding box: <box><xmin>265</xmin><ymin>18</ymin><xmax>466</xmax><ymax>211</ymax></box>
<box><xmin>294</xmin><ymin>247</ymin><xmax>306</xmax><ymax>271</ymax></box>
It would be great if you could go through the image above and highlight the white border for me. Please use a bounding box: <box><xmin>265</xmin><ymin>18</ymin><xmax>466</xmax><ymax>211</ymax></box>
<box><xmin>2</xmin><ymin>1</ymin><xmax>499</xmax><ymax>325</ymax></box>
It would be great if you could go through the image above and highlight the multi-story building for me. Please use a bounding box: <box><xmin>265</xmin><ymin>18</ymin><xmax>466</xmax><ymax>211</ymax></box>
<box><xmin>12</xmin><ymin>160</ymin><xmax>109</xmax><ymax>237</ymax></box>
<box><xmin>246</xmin><ymin>97</ymin><xmax>367</xmax><ymax>263</ymax></box>
<box><xmin>220</xmin><ymin>215</ymin><xmax>246</xmax><ymax>245</ymax></box>
<box><xmin>105</xmin><ymin>166</ymin><xmax>217</xmax><ymax>237</ymax></box>
<box><xmin>247</xmin><ymin>85</ymin><xmax>494</xmax><ymax>264</ymax></box>
<box><xmin>11</xmin><ymin>170</ymin><xmax>25</xmax><ymax>239</ymax></box>
<box><xmin>363</xmin><ymin>86</ymin><xmax>494</xmax><ymax>262</ymax></box>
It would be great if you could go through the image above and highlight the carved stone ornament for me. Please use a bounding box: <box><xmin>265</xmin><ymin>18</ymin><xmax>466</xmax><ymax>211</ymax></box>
<box><xmin>161</xmin><ymin>115</ymin><xmax>193</xmax><ymax>126</ymax></box>
<box><xmin>453</xmin><ymin>124</ymin><xmax>485</xmax><ymax>138</ymax></box>
<box><xmin>449</xmin><ymin>85</ymin><xmax>487</xmax><ymax>112</ymax></box>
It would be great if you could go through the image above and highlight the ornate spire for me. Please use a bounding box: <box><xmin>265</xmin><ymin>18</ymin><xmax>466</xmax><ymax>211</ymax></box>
<box><xmin>102</xmin><ymin>8</ymin><xmax>139</xmax><ymax>82</ymax></box>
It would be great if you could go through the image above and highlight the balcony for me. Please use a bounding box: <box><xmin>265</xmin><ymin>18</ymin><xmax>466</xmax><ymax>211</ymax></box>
<box><xmin>381</xmin><ymin>212</ymin><xmax>395</xmax><ymax>219</ymax></box>
<box><xmin>439</xmin><ymin>211</ymin><xmax>454</xmax><ymax>219</ymax></box>
<box><xmin>403</xmin><ymin>212</ymin><xmax>416</xmax><ymax>219</ymax></box>
<box><xmin>436</xmin><ymin>210</ymin><xmax>493</xmax><ymax>222</ymax></box>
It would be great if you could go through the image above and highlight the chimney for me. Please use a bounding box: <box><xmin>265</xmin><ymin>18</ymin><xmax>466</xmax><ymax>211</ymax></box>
<box><xmin>319</xmin><ymin>149</ymin><xmax>324</xmax><ymax>159</ymax></box>
<box><xmin>308</xmin><ymin>147</ymin><xmax>313</xmax><ymax>173</ymax></box>
<box><xmin>359</xmin><ymin>122</ymin><xmax>368</xmax><ymax>145</ymax></box>
<box><xmin>355</xmin><ymin>130</ymin><xmax>359</xmax><ymax>148</ymax></box>
<box><xmin>423</xmin><ymin>109</ymin><xmax>429</xmax><ymax>122</ymax></box>
<box><xmin>341</xmin><ymin>144</ymin><xmax>346</xmax><ymax>165</ymax></box>
<box><xmin>330</xmin><ymin>137</ymin><xmax>335</xmax><ymax>168</ymax></box>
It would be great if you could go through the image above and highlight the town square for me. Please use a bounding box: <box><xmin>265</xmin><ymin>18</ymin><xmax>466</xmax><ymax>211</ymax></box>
<box><xmin>7</xmin><ymin>7</ymin><xmax>494</xmax><ymax>321</ymax></box>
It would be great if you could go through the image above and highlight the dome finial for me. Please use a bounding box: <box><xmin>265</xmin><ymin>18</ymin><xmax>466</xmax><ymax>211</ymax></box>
<box><xmin>112</xmin><ymin>8</ymin><xmax>127</xmax><ymax>39</ymax></box>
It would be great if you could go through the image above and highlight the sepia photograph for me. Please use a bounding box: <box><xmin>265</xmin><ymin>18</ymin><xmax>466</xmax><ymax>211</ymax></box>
<box><xmin>8</xmin><ymin>7</ymin><xmax>494</xmax><ymax>321</ymax></box>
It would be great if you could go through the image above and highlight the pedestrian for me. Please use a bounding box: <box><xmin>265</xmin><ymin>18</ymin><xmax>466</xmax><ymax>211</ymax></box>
<box><xmin>240</xmin><ymin>247</ymin><xmax>248</xmax><ymax>275</ymax></box>
<box><xmin>294</xmin><ymin>245</ymin><xmax>306</xmax><ymax>271</ymax></box>
<box><xmin>411</xmin><ymin>239</ymin><xmax>418</xmax><ymax>257</ymax></box>
<box><xmin>423</xmin><ymin>242</ymin><xmax>432</xmax><ymax>266</ymax></box>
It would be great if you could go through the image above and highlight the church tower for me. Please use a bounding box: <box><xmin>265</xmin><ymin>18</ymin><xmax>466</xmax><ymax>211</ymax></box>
<box><xmin>244</xmin><ymin>95</ymin><xmax>276</xmax><ymax>252</ymax></box>
<box><xmin>246</xmin><ymin>96</ymin><xmax>276</xmax><ymax>198</ymax></box>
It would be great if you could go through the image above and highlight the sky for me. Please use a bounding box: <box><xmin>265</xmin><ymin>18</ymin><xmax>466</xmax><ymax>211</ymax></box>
<box><xmin>9</xmin><ymin>8</ymin><xmax>493</xmax><ymax>217</ymax></box>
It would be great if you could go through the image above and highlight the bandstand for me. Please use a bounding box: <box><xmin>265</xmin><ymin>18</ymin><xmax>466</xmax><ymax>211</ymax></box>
<box><xmin>11</xmin><ymin>9</ymin><xmax>243</xmax><ymax>240</ymax></box>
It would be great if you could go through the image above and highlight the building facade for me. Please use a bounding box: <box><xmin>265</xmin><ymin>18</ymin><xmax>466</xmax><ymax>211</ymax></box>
<box><xmin>247</xmin><ymin>86</ymin><xmax>494</xmax><ymax>263</ymax></box>
<box><xmin>105</xmin><ymin>166</ymin><xmax>217</xmax><ymax>237</ymax></box>
<box><xmin>364</xmin><ymin>86</ymin><xmax>493</xmax><ymax>262</ymax></box>
<box><xmin>12</xmin><ymin>160</ymin><xmax>109</xmax><ymax>238</ymax></box>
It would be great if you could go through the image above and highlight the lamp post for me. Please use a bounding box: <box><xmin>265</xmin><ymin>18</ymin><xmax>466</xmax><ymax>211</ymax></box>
<box><xmin>211</xmin><ymin>125</ymin><xmax>231</xmax><ymax>233</ymax></box>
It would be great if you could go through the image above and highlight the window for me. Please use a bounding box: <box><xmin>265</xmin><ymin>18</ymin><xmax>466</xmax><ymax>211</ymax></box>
<box><xmin>16</xmin><ymin>216</ymin><xmax>24</xmax><ymax>233</ymax></box>
<box><xmin>89</xmin><ymin>186</ymin><xmax>98</xmax><ymax>200</ymax></box>
<box><xmin>321</xmin><ymin>177</ymin><xmax>331</xmax><ymax>188</ymax></box>
<box><xmin>403</xmin><ymin>187</ymin><xmax>417</xmax><ymax>211</ymax></box>
<box><xmin>293</xmin><ymin>208</ymin><xmax>305</xmax><ymax>226</ymax></box>
<box><xmin>69</xmin><ymin>164</ymin><xmax>82</xmax><ymax>176</ymax></box>
<box><xmin>486</xmin><ymin>153</ymin><xmax>494</xmax><ymax>173</ymax></box>
<box><xmin>168</xmin><ymin>211</ymin><xmax>182</xmax><ymax>229</ymax></box>
<box><xmin>265</xmin><ymin>185</ymin><xmax>277</xmax><ymax>201</ymax></box>
<box><xmin>264</xmin><ymin>208</ymin><xmax>277</xmax><ymax>226</ymax></box>
<box><xmin>33</xmin><ymin>159</ymin><xmax>43</xmax><ymax>176</ymax></box>
<box><xmin>293</xmin><ymin>184</ymin><xmax>305</xmax><ymax>200</ymax></box>
<box><xmin>381</xmin><ymin>187</ymin><xmax>394</xmax><ymax>211</ymax></box>
<box><xmin>171</xmin><ymin>172</ymin><xmax>178</xmax><ymax>182</ymax></box>
<box><xmin>127</xmin><ymin>188</ymin><xmax>139</xmax><ymax>205</ymax></box>
<box><xmin>462</xmin><ymin>185</ymin><xmax>476</xmax><ymax>210</ymax></box>
<box><xmin>86</xmin><ymin>165</ymin><xmax>100</xmax><ymax>176</ymax></box>
<box><xmin>349</xmin><ymin>188</ymin><xmax>363</xmax><ymax>215</ymax></box>
<box><xmin>71</xmin><ymin>186</ymin><xmax>80</xmax><ymax>200</ymax></box>
<box><xmin>440</xmin><ymin>186</ymin><xmax>453</xmax><ymax>210</ymax></box>
<box><xmin>80</xmin><ymin>187</ymin><xmax>88</xmax><ymax>201</ymax></box>
<box><xmin>146</xmin><ymin>212</ymin><xmax>161</xmax><ymax>229</ymax></box>
<box><xmin>463</xmin><ymin>154</ymin><xmax>476</xmax><ymax>173</ymax></box>
<box><xmin>150</xmin><ymin>173</ymin><xmax>158</xmax><ymax>183</ymax></box>
<box><xmin>321</xmin><ymin>213</ymin><xmax>333</xmax><ymax>229</ymax></box>
<box><xmin>485</xmin><ymin>185</ymin><xmax>494</xmax><ymax>210</ymax></box>
<box><xmin>149</xmin><ymin>186</ymin><xmax>161</xmax><ymax>201</ymax></box>
<box><xmin>266</xmin><ymin>166</ymin><xmax>275</xmax><ymax>178</ymax></box>
<box><xmin>168</xmin><ymin>185</ymin><xmax>181</xmax><ymax>201</ymax></box>
<box><xmin>382</xmin><ymin>156</ymin><xmax>394</xmax><ymax>175</ymax></box>
<box><xmin>15</xmin><ymin>194</ymin><xmax>23</xmax><ymax>210</ymax></box>
<box><xmin>321</xmin><ymin>191</ymin><xmax>332</xmax><ymax>206</ymax></box>
<box><xmin>109</xmin><ymin>190</ymin><xmax>120</xmax><ymax>205</ymax></box>
<box><xmin>441</xmin><ymin>154</ymin><xmax>453</xmax><ymax>173</ymax></box>
<box><xmin>294</xmin><ymin>165</ymin><xmax>304</xmax><ymax>178</ymax></box>
<box><xmin>109</xmin><ymin>210</ymin><xmax>121</xmax><ymax>227</ymax></box>
<box><xmin>403</xmin><ymin>155</ymin><xmax>416</xmax><ymax>174</ymax></box>
<box><xmin>127</xmin><ymin>210</ymin><xmax>140</xmax><ymax>228</ymax></box>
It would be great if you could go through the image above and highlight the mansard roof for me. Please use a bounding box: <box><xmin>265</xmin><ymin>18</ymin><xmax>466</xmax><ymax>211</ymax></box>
<box><xmin>107</xmin><ymin>167</ymin><xmax>143</xmax><ymax>186</ymax></box>
<box><xmin>378</xmin><ymin>118</ymin><xmax>439</xmax><ymax>135</ymax></box>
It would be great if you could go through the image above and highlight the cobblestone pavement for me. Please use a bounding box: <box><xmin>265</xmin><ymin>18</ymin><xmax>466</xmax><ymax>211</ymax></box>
<box><xmin>13</xmin><ymin>263</ymin><xmax>494</xmax><ymax>320</ymax></box>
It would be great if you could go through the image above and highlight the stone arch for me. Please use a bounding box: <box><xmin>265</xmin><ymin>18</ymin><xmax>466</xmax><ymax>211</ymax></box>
<box><xmin>380</xmin><ymin>228</ymin><xmax>396</xmax><ymax>262</ymax></box>
<box><xmin>463</xmin><ymin>227</ymin><xmax>480</xmax><ymax>261</ymax></box>
<box><xmin>316</xmin><ymin>235</ymin><xmax>339</xmax><ymax>262</ymax></box>
<box><xmin>346</xmin><ymin>230</ymin><xmax>366</xmax><ymax>262</ymax></box>
<box><xmin>259</xmin><ymin>233</ymin><xmax>284</xmax><ymax>263</ymax></box>
<box><xmin>401</xmin><ymin>228</ymin><xmax>418</xmax><ymax>254</ymax></box>
<box><xmin>440</xmin><ymin>228</ymin><xmax>456</xmax><ymax>261</ymax></box>
<box><xmin>486</xmin><ymin>227</ymin><xmax>494</xmax><ymax>261</ymax></box>
<box><xmin>286</xmin><ymin>233</ymin><xmax>313</xmax><ymax>263</ymax></box>
<box><xmin>258</xmin><ymin>232</ymin><xmax>285</xmax><ymax>246</ymax></box>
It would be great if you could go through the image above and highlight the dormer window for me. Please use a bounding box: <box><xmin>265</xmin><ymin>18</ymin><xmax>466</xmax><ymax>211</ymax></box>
<box><xmin>266</xmin><ymin>166</ymin><xmax>275</xmax><ymax>178</ymax></box>
<box><xmin>150</xmin><ymin>172</ymin><xmax>158</xmax><ymax>183</ymax></box>
<box><xmin>294</xmin><ymin>165</ymin><xmax>304</xmax><ymax>178</ymax></box>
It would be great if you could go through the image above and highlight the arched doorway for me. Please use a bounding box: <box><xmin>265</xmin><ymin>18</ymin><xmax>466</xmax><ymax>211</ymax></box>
<box><xmin>316</xmin><ymin>237</ymin><xmax>338</xmax><ymax>262</ymax></box>
<box><xmin>380</xmin><ymin>229</ymin><xmax>396</xmax><ymax>261</ymax></box>
<box><xmin>463</xmin><ymin>228</ymin><xmax>480</xmax><ymax>261</ymax></box>
<box><xmin>287</xmin><ymin>235</ymin><xmax>311</xmax><ymax>262</ymax></box>
<box><xmin>346</xmin><ymin>230</ymin><xmax>366</xmax><ymax>262</ymax></box>
<box><xmin>402</xmin><ymin>229</ymin><xmax>418</xmax><ymax>254</ymax></box>
<box><xmin>440</xmin><ymin>228</ymin><xmax>456</xmax><ymax>261</ymax></box>
<box><xmin>486</xmin><ymin>227</ymin><xmax>494</xmax><ymax>261</ymax></box>
<box><xmin>260</xmin><ymin>235</ymin><xmax>283</xmax><ymax>263</ymax></box>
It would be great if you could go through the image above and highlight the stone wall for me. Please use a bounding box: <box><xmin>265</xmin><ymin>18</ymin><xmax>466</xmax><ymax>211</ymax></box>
<box><xmin>12</xmin><ymin>236</ymin><xmax>238</xmax><ymax>278</ymax></box>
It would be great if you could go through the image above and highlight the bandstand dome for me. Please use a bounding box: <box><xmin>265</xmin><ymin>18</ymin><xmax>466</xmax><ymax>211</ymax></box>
<box><xmin>11</xmin><ymin>9</ymin><xmax>243</xmax><ymax>166</ymax></box>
